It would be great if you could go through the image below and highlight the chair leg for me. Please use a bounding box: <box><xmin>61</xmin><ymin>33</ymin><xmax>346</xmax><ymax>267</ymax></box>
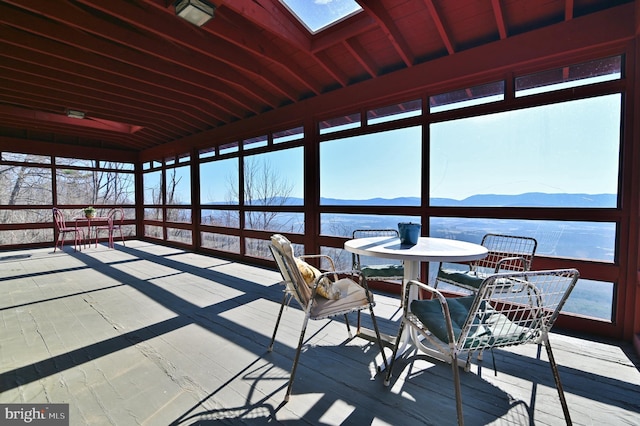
<box><xmin>285</xmin><ymin>314</ymin><xmax>310</xmax><ymax>402</ymax></box>
<box><xmin>384</xmin><ymin>318</ymin><xmax>406</xmax><ymax>386</ymax></box>
<box><xmin>268</xmin><ymin>292</ymin><xmax>288</xmax><ymax>352</ymax></box>
<box><xmin>543</xmin><ymin>334</ymin><xmax>572</xmax><ymax>425</ymax></box>
<box><xmin>344</xmin><ymin>314</ymin><xmax>353</xmax><ymax>338</ymax></box>
<box><xmin>451</xmin><ymin>351</ymin><xmax>465</xmax><ymax>426</ymax></box>
<box><xmin>368</xmin><ymin>308</ymin><xmax>388</xmax><ymax>371</ymax></box>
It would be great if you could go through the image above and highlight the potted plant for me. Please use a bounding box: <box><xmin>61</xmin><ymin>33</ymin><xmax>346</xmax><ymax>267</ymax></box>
<box><xmin>84</xmin><ymin>206</ymin><xmax>96</xmax><ymax>218</ymax></box>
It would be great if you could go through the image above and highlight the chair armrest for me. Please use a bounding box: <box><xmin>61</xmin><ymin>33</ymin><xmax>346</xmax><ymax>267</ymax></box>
<box><xmin>494</xmin><ymin>256</ymin><xmax>529</xmax><ymax>272</ymax></box>
<box><xmin>299</xmin><ymin>254</ymin><xmax>337</xmax><ymax>272</ymax></box>
<box><xmin>406</xmin><ymin>279</ymin><xmax>447</xmax><ymax>305</ymax></box>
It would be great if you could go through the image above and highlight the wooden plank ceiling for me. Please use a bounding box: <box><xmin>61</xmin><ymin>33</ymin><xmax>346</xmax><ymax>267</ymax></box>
<box><xmin>0</xmin><ymin>0</ymin><xmax>631</xmax><ymax>152</ymax></box>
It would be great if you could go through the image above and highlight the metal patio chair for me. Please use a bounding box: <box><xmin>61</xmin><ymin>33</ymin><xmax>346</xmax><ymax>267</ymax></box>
<box><xmin>268</xmin><ymin>233</ymin><xmax>388</xmax><ymax>402</ymax></box>
<box><xmin>96</xmin><ymin>207</ymin><xmax>125</xmax><ymax>248</ymax></box>
<box><xmin>351</xmin><ymin>229</ymin><xmax>405</xmax><ymax>331</ymax></box>
<box><xmin>52</xmin><ymin>207</ymin><xmax>84</xmax><ymax>252</ymax></box>
<box><xmin>435</xmin><ymin>233</ymin><xmax>538</xmax><ymax>293</ymax></box>
<box><xmin>384</xmin><ymin>268</ymin><xmax>579</xmax><ymax>426</ymax></box>
<box><xmin>352</xmin><ymin>229</ymin><xmax>405</xmax><ymax>284</ymax></box>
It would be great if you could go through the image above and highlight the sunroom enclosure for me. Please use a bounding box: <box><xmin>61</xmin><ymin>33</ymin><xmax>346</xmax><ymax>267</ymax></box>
<box><xmin>1</xmin><ymin>7</ymin><xmax>639</xmax><ymax>351</ymax></box>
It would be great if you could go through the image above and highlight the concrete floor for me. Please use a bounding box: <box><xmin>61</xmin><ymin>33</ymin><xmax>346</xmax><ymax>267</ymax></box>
<box><xmin>1</xmin><ymin>241</ymin><xmax>639</xmax><ymax>425</ymax></box>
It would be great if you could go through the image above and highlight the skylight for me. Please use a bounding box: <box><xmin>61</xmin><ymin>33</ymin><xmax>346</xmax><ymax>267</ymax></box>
<box><xmin>280</xmin><ymin>0</ymin><xmax>363</xmax><ymax>34</ymax></box>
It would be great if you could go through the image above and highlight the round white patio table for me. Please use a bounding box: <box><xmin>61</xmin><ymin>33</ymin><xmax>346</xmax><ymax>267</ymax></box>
<box><xmin>344</xmin><ymin>236</ymin><xmax>488</xmax><ymax>287</ymax></box>
<box><xmin>344</xmin><ymin>236</ymin><xmax>488</xmax><ymax>362</ymax></box>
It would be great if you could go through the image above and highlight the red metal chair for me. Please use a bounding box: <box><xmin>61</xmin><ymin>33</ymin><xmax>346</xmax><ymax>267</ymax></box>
<box><xmin>52</xmin><ymin>207</ymin><xmax>84</xmax><ymax>252</ymax></box>
<box><xmin>96</xmin><ymin>207</ymin><xmax>125</xmax><ymax>248</ymax></box>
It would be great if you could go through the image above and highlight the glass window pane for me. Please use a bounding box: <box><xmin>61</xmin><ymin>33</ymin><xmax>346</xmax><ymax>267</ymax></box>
<box><xmin>367</xmin><ymin>99</ymin><xmax>422</xmax><ymax>125</ymax></box>
<box><xmin>143</xmin><ymin>171</ymin><xmax>162</xmax><ymax>205</ymax></box>
<box><xmin>244</xmin><ymin>148</ymin><xmax>304</xmax><ymax>205</ymax></box>
<box><xmin>280</xmin><ymin>0</ymin><xmax>362</xmax><ymax>34</ymax></box>
<box><xmin>201</xmin><ymin>209</ymin><xmax>239</xmax><ymax>228</ymax></box>
<box><xmin>0</xmin><ymin>229</ymin><xmax>53</xmax><ymax>245</ymax></box>
<box><xmin>245</xmin><ymin>211</ymin><xmax>304</xmax><ymax>233</ymax></box>
<box><xmin>321</xmin><ymin>213</ymin><xmax>421</xmax><ymax>237</ymax></box>
<box><xmin>320</xmin><ymin>127</ymin><xmax>421</xmax><ymax>204</ymax></box>
<box><xmin>1</xmin><ymin>152</ymin><xmax>50</xmax><ymax>164</ymax></box>
<box><xmin>55</xmin><ymin>157</ymin><xmax>94</xmax><ymax>168</ymax></box>
<box><xmin>273</xmin><ymin>126</ymin><xmax>304</xmax><ymax>144</ymax></box>
<box><xmin>430</xmin><ymin>95</ymin><xmax>620</xmax><ymax>205</ymax></box>
<box><xmin>430</xmin><ymin>81</ymin><xmax>504</xmax><ymax>113</ymax></box>
<box><xmin>245</xmin><ymin>237</ymin><xmax>274</xmax><ymax>259</ymax></box>
<box><xmin>319</xmin><ymin>112</ymin><xmax>361</xmax><ymax>135</ymax></box>
<box><xmin>243</xmin><ymin>135</ymin><xmax>268</xmax><ymax>150</ymax></box>
<box><xmin>1</xmin><ymin>165</ymin><xmax>52</xmax><ymax>205</ymax></box>
<box><xmin>219</xmin><ymin>142</ymin><xmax>239</xmax><ymax>155</ymax></box>
<box><xmin>200</xmin><ymin>158</ymin><xmax>239</xmax><ymax>205</ymax></box>
<box><xmin>516</xmin><ymin>55</ymin><xmax>622</xmax><ymax>97</ymax></box>
<box><xmin>201</xmin><ymin>232</ymin><xmax>239</xmax><ymax>253</ymax></box>
<box><xmin>166</xmin><ymin>208</ymin><xmax>191</xmax><ymax>223</ymax></box>
<box><xmin>167</xmin><ymin>227</ymin><xmax>192</xmax><ymax>244</ymax></box>
<box><xmin>0</xmin><ymin>208</ymin><xmax>52</xmax><ymax>224</ymax></box>
<box><xmin>94</xmin><ymin>171</ymin><xmax>135</xmax><ymax>205</ymax></box>
<box><xmin>166</xmin><ymin>165</ymin><xmax>190</xmax><ymax>205</ymax></box>
<box><xmin>429</xmin><ymin>217</ymin><xmax>615</xmax><ymax>262</ymax></box>
<box><xmin>144</xmin><ymin>225</ymin><xmax>163</xmax><ymax>238</ymax></box>
<box><xmin>100</xmin><ymin>161</ymin><xmax>134</xmax><ymax>171</ymax></box>
<box><xmin>563</xmin><ymin>279</ymin><xmax>613</xmax><ymax>321</ymax></box>
<box><xmin>199</xmin><ymin>148</ymin><xmax>216</xmax><ymax>159</ymax></box>
<box><xmin>144</xmin><ymin>208</ymin><xmax>163</xmax><ymax>221</ymax></box>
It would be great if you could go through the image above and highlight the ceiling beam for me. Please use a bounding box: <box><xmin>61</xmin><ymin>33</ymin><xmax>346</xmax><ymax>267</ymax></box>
<box><xmin>77</xmin><ymin>0</ymin><xmax>304</xmax><ymax>101</ymax></box>
<box><xmin>422</xmin><ymin>0</ymin><xmax>456</xmax><ymax>54</ymax></box>
<box><xmin>345</xmin><ymin>38</ymin><xmax>377</xmax><ymax>77</ymax></box>
<box><xmin>219</xmin><ymin>0</ymin><xmax>311</xmax><ymax>51</ymax></box>
<box><xmin>0</xmin><ymin>25</ymin><xmax>242</xmax><ymax>121</ymax></box>
<box><xmin>1</xmin><ymin>0</ymin><xmax>286</xmax><ymax>108</ymax></box>
<box><xmin>491</xmin><ymin>0</ymin><xmax>508</xmax><ymax>39</ymax></box>
<box><xmin>358</xmin><ymin>0</ymin><xmax>415</xmax><ymax>66</ymax></box>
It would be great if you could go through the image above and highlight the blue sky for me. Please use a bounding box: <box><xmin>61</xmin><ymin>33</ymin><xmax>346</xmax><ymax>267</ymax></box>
<box><xmin>195</xmin><ymin>75</ymin><xmax>621</xmax><ymax>203</ymax></box>
<box><xmin>280</xmin><ymin>0</ymin><xmax>362</xmax><ymax>33</ymax></box>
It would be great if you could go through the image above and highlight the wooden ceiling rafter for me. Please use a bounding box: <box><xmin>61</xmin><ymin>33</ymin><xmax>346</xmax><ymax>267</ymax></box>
<box><xmin>345</xmin><ymin>38</ymin><xmax>378</xmax><ymax>77</ymax></box>
<box><xmin>313</xmin><ymin>51</ymin><xmax>350</xmax><ymax>87</ymax></box>
<box><xmin>76</xmin><ymin>0</ymin><xmax>304</xmax><ymax>102</ymax></box>
<box><xmin>565</xmin><ymin>0</ymin><xmax>575</xmax><ymax>20</ymax></box>
<box><xmin>310</xmin><ymin>14</ymin><xmax>378</xmax><ymax>54</ymax></box>
<box><xmin>491</xmin><ymin>0</ymin><xmax>508</xmax><ymax>40</ymax></box>
<box><xmin>220</xmin><ymin>0</ymin><xmax>311</xmax><ymax>51</ymax></box>
<box><xmin>1</xmin><ymin>66</ymin><xmax>200</xmax><ymax>138</ymax></box>
<box><xmin>423</xmin><ymin>0</ymin><xmax>456</xmax><ymax>54</ymax></box>
<box><xmin>1</xmin><ymin>87</ymin><xmax>184</xmax><ymax>144</ymax></box>
<box><xmin>0</xmin><ymin>35</ymin><xmax>238</xmax><ymax>131</ymax></box>
<box><xmin>357</xmin><ymin>1</ymin><xmax>415</xmax><ymax>66</ymax></box>
<box><xmin>0</xmin><ymin>110</ymin><xmax>154</xmax><ymax>150</ymax></box>
<box><xmin>0</xmin><ymin>9</ymin><xmax>256</xmax><ymax>122</ymax></box>
<box><xmin>0</xmin><ymin>40</ymin><xmax>235</xmax><ymax>136</ymax></box>
<box><xmin>2</xmin><ymin>0</ymin><xmax>282</xmax><ymax>111</ymax></box>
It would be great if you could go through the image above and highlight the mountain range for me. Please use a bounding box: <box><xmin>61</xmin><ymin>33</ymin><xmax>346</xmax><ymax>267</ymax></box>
<box><xmin>265</xmin><ymin>193</ymin><xmax>616</xmax><ymax>207</ymax></box>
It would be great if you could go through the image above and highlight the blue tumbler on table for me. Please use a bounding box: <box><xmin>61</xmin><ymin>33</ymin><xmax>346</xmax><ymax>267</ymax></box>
<box><xmin>398</xmin><ymin>222</ymin><xmax>421</xmax><ymax>246</ymax></box>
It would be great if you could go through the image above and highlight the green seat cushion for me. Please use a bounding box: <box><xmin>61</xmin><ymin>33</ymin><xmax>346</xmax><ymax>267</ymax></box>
<box><xmin>361</xmin><ymin>264</ymin><xmax>404</xmax><ymax>279</ymax></box>
<box><xmin>437</xmin><ymin>268</ymin><xmax>484</xmax><ymax>289</ymax></box>
<box><xmin>411</xmin><ymin>296</ymin><xmax>532</xmax><ymax>350</ymax></box>
<box><xmin>411</xmin><ymin>296</ymin><xmax>476</xmax><ymax>343</ymax></box>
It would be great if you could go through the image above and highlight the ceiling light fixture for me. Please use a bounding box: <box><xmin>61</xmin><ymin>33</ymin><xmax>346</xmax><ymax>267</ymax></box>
<box><xmin>66</xmin><ymin>109</ymin><xmax>85</xmax><ymax>119</ymax></box>
<box><xmin>175</xmin><ymin>0</ymin><xmax>215</xmax><ymax>27</ymax></box>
